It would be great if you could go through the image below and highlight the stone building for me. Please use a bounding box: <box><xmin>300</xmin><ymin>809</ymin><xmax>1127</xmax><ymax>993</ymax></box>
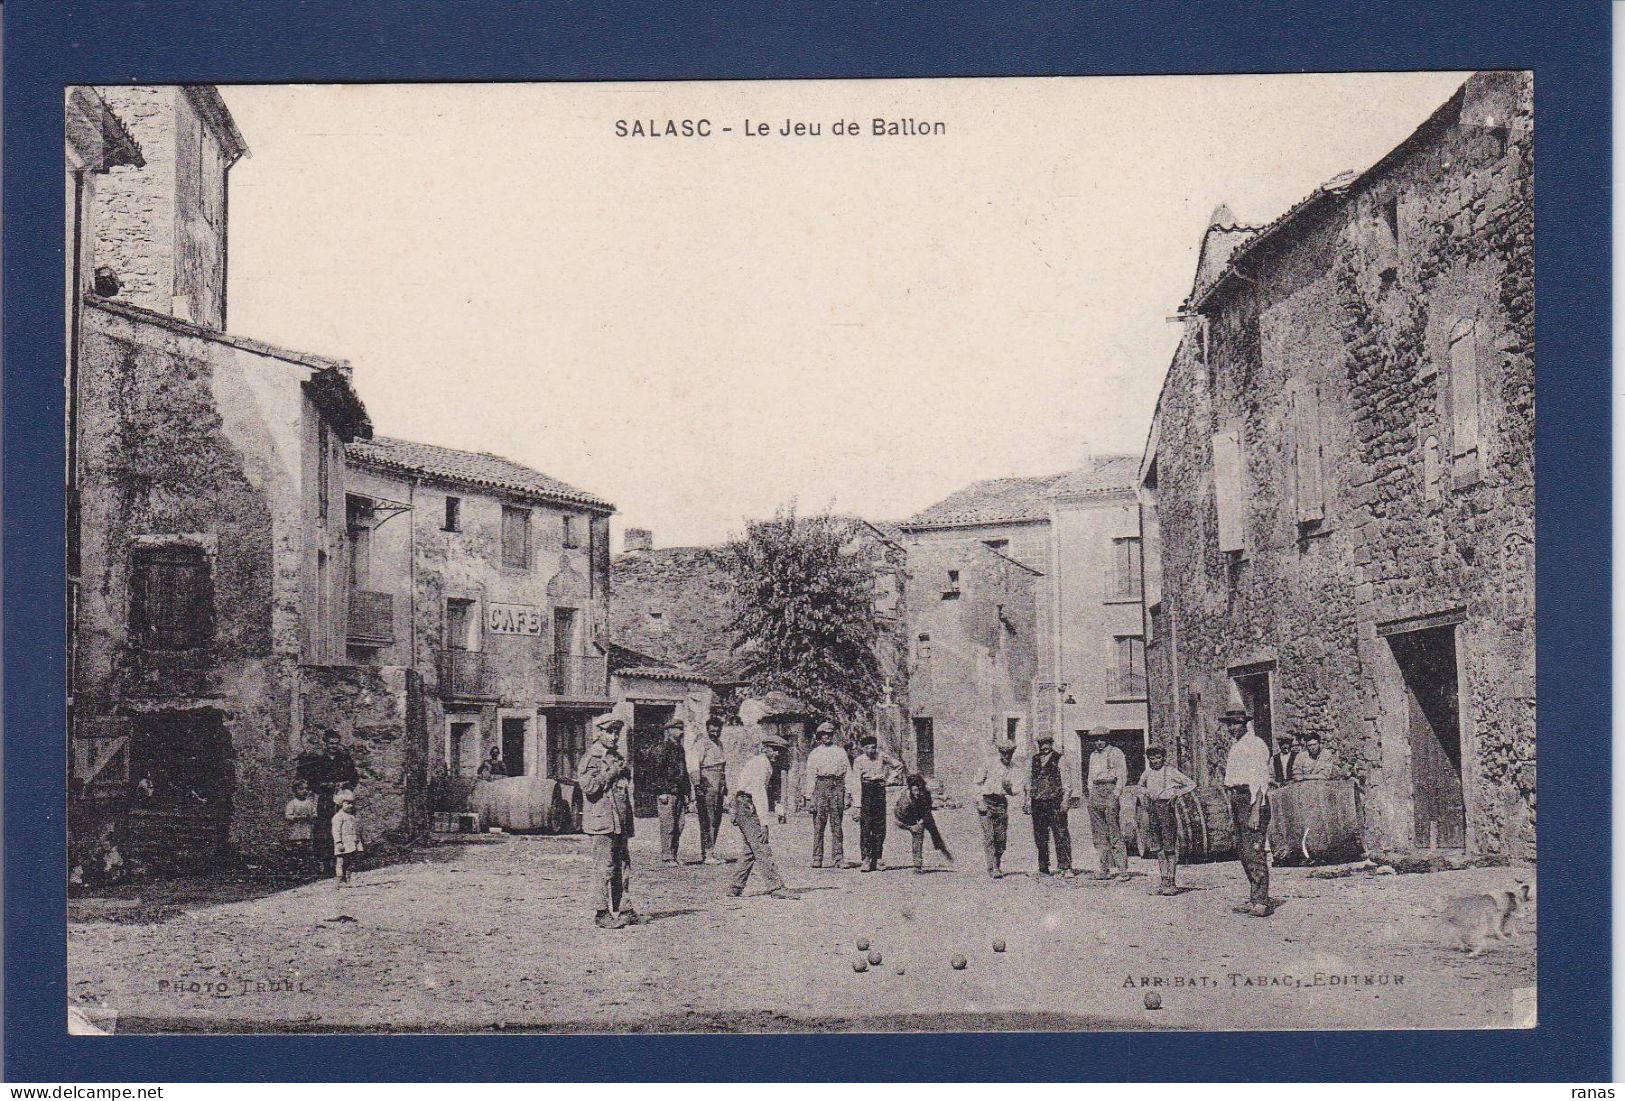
<box><xmin>900</xmin><ymin>453</ymin><xmax>1148</xmax><ymax>793</ymax></box>
<box><xmin>344</xmin><ymin>437</ymin><xmax>615</xmax><ymax>793</ymax></box>
<box><xmin>1139</xmin><ymin>71</ymin><xmax>1534</xmax><ymax>857</ymax></box>
<box><xmin>67</xmin><ymin>87</ymin><xmax>416</xmax><ymax>867</ymax></box>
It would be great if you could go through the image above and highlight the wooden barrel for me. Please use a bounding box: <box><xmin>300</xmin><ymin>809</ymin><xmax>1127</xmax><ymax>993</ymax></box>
<box><xmin>1268</xmin><ymin>778</ymin><xmax>1363</xmax><ymax>865</ymax></box>
<box><xmin>1133</xmin><ymin>787</ymin><xmax>1237</xmax><ymax>863</ymax></box>
<box><xmin>472</xmin><ymin>775</ymin><xmax>572</xmax><ymax>833</ymax></box>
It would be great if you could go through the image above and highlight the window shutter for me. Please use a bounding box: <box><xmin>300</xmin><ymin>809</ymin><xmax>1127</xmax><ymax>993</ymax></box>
<box><xmin>1288</xmin><ymin>378</ymin><xmax>1325</xmax><ymax>523</ymax></box>
<box><xmin>1450</xmin><ymin>322</ymin><xmax>1480</xmax><ymax>463</ymax></box>
<box><xmin>502</xmin><ymin>507</ymin><xmax>530</xmax><ymax>569</ymax></box>
<box><xmin>1212</xmin><ymin>430</ymin><xmax>1244</xmax><ymax>552</ymax></box>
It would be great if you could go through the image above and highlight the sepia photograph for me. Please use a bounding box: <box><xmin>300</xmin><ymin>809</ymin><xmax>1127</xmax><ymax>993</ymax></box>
<box><xmin>63</xmin><ymin>70</ymin><xmax>1535</xmax><ymax>1035</ymax></box>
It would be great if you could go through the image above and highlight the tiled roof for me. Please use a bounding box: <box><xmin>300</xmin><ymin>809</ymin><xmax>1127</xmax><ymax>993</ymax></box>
<box><xmin>1046</xmin><ymin>454</ymin><xmax>1140</xmax><ymax>497</ymax></box>
<box><xmin>901</xmin><ymin>474</ymin><xmax>1068</xmax><ymax>530</ymax></box>
<box><xmin>347</xmin><ymin>436</ymin><xmax>613</xmax><ymax>511</ymax></box>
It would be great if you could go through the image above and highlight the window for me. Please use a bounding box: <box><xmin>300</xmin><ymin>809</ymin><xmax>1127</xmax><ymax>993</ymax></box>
<box><xmin>346</xmin><ymin>498</ymin><xmax>371</xmax><ymax>590</ymax></box>
<box><xmin>1110</xmin><ymin>636</ymin><xmax>1147</xmax><ymax>699</ymax></box>
<box><xmin>1286</xmin><ymin>377</ymin><xmax>1326</xmax><ymax>525</ymax></box>
<box><xmin>1449</xmin><ymin>319</ymin><xmax>1481</xmax><ymax>480</ymax></box>
<box><xmin>445</xmin><ymin>598</ymin><xmax>476</xmax><ymax>650</ymax></box>
<box><xmin>1211</xmin><ymin>429</ymin><xmax>1245</xmax><ymax>553</ymax></box>
<box><xmin>548</xmin><ymin>714</ymin><xmax>587</xmax><ymax>780</ymax></box>
<box><xmin>502</xmin><ymin>717</ymin><xmax>529</xmax><ymax>777</ymax></box>
<box><xmin>501</xmin><ymin>505</ymin><xmax>532</xmax><ymax>569</ymax></box>
<box><xmin>983</xmin><ymin>538</ymin><xmax>1009</xmax><ymax>552</ymax></box>
<box><xmin>1006</xmin><ymin>717</ymin><xmax>1021</xmax><ymax>742</ymax></box>
<box><xmin>942</xmin><ymin>569</ymin><xmax>961</xmax><ymax>600</ymax></box>
<box><xmin>562</xmin><ymin>514</ymin><xmax>581</xmax><ymax>549</ymax></box>
<box><xmin>316</xmin><ymin>424</ymin><xmax>330</xmax><ymax>521</ymax></box>
<box><xmin>443</xmin><ymin>496</ymin><xmax>461</xmax><ymax>532</ymax></box>
<box><xmin>1107</xmin><ymin>537</ymin><xmax>1143</xmax><ymax>601</ymax></box>
<box><xmin>130</xmin><ymin>544</ymin><xmax>212</xmax><ymax>650</ymax></box>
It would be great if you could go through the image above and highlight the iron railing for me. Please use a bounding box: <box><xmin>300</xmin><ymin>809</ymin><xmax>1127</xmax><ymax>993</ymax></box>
<box><xmin>437</xmin><ymin>649</ymin><xmax>492</xmax><ymax>698</ymax></box>
<box><xmin>546</xmin><ymin>654</ymin><xmax>608</xmax><ymax>697</ymax></box>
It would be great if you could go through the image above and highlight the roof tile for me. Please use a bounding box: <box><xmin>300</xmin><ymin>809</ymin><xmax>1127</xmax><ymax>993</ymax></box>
<box><xmin>347</xmin><ymin>436</ymin><xmax>613</xmax><ymax>511</ymax></box>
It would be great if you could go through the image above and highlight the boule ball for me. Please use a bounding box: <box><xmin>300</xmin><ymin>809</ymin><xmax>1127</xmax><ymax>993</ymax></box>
<box><xmin>894</xmin><ymin>965</ymin><xmax>906</xmax><ymax>975</ymax></box>
<box><xmin>857</xmin><ymin>938</ymin><xmax>870</xmax><ymax>951</ymax></box>
<box><xmin>852</xmin><ymin>958</ymin><xmax>869</xmax><ymax>973</ymax></box>
<box><xmin>992</xmin><ymin>939</ymin><xmax>1007</xmax><ymax>953</ymax></box>
<box><xmin>867</xmin><ymin>950</ymin><xmax>882</xmax><ymax>966</ymax></box>
<box><xmin>1144</xmin><ymin>991</ymin><xmax>1162</xmax><ymax>1010</ymax></box>
<box><xmin>951</xmin><ymin>954</ymin><xmax>968</xmax><ymax>970</ymax></box>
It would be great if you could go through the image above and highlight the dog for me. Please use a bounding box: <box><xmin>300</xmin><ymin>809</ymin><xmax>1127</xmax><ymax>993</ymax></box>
<box><xmin>1441</xmin><ymin>879</ymin><xmax>1532</xmax><ymax>957</ymax></box>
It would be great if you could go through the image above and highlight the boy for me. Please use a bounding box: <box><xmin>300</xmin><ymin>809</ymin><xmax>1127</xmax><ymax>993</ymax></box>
<box><xmin>284</xmin><ymin>778</ymin><xmax>319</xmax><ymax>873</ymax></box>
<box><xmin>893</xmin><ymin>773</ymin><xmax>953</xmax><ymax>873</ymax></box>
<box><xmin>331</xmin><ymin>788</ymin><xmax>363</xmax><ymax>886</ymax></box>
<box><xmin>1133</xmin><ymin>743</ymin><xmax>1195</xmax><ymax>895</ymax></box>
<box><xmin>851</xmin><ymin>734</ymin><xmax>901</xmax><ymax>872</ymax></box>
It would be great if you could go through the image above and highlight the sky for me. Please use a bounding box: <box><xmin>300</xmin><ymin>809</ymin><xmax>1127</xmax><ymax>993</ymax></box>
<box><xmin>219</xmin><ymin>73</ymin><xmax>1468</xmax><ymax>551</ymax></box>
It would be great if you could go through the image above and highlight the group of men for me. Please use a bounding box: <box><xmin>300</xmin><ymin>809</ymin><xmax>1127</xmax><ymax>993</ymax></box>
<box><xmin>574</xmin><ymin>701</ymin><xmax>1333</xmax><ymax>927</ymax></box>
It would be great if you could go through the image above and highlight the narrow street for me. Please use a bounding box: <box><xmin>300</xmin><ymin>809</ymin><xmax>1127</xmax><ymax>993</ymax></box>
<box><xmin>69</xmin><ymin>806</ymin><xmax>1535</xmax><ymax>1033</ymax></box>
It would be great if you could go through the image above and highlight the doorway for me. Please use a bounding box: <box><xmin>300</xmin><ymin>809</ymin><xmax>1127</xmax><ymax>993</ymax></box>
<box><xmin>913</xmin><ymin>717</ymin><xmax>935</xmax><ymax>777</ymax></box>
<box><xmin>1389</xmin><ymin>625</ymin><xmax>1466</xmax><ymax>849</ymax></box>
<box><xmin>501</xmin><ymin>716</ymin><xmax>529</xmax><ymax>777</ymax></box>
<box><xmin>126</xmin><ymin>710</ymin><xmax>232</xmax><ymax>864</ymax></box>
<box><xmin>1231</xmin><ymin>669</ymin><xmax>1274</xmax><ymax>748</ymax></box>
<box><xmin>630</xmin><ymin>702</ymin><xmax>676</xmax><ymax>818</ymax></box>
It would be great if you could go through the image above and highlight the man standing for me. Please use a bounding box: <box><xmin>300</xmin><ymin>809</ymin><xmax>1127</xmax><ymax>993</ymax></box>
<box><xmin>651</xmin><ymin>717</ymin><xmax>692</xmax><ymax>865</ymax></box>
<box><xmin>1085</xmin><ymin>730</ymin><xmax>1130</xmax><ymax>880</ymax></box>
<box><xmin>1133</xmin><ymin>743</ymin><xmax>1196</xmax><ymax>895</ymax></box>
<box><xmin>691</xmin><ymin>715</ymin><xmax>729</xmax><ymax>865</ymax></box>
<box><xmin>1271</xmin><ymin>733</ymin><xmax>1299</xmax><ymax>785</ymax></box>
<box><xmin>578</xmin><ymin>714</ymin><xmax>639</xmax><ymax>928</ymax></box>
<box><xmin>1024</xmin><ymin>733</ymin><xmax>1076</xmax><ymax>877</ymax></box>
<box><xmin>296</xmin><ymin>729</ymin><xmax>360</xmax><ymax>874</ymax></box>
<box><xmin>1289</xmin><ymin>733</ymin><xmax>1345</xmax><ymax>781</ymax></box>
<box><xmin>973</xmin><ymin>738</ymin><xmax>1021</xmax><ymax>878</ymax></box>
<box><xmin>1222</xmin><ymin>706</ymin><xmax>1274</xmax><ymax>917</ymax></box>
<box><xmin>852</xmin><ymin>734</ymin><xmax>900</xmax><ymax>872</ymax></box>
<box><xmin>802</xmin><ymin>721</ymin><xmax>852</xmax><ymax>868</ymax></box>
<box><xmin>729</xmin><ymin>733</ymin><xmax>797</xmax><ymax>900</ymax></box>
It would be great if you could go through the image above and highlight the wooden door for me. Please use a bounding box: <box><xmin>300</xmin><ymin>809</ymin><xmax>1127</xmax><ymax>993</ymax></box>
<box><xmin>1392</xmin><ymin>627</ymin><xmax>1466</xmax><ymax>848</ymax></box>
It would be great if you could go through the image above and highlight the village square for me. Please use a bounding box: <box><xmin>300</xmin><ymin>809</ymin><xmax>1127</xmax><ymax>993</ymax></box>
<box><xmin>65</xmin><ymin>71</ymin><xmax>1535</xmax><ymax>1033</ymax></box>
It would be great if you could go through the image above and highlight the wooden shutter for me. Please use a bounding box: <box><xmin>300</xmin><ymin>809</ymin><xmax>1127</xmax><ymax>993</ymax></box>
<box><xmin>1450</xmin><ymin>321</ymin><xmax>1480</xmax><ymax>462</ymax></box>
<box><xmin>1287</xmin><ymin>377</ymin><xmax>1325</xmax><ymax>523</ymax></box>
<box><xmin>132</xmin><ymin>546</ymin><xmax>211</xmax><ymax>649</ymax></box>
<box><xmin>1212</xmin><ymin>430</ymin><xmax>1244</xmax><ymax>552</ymax></box>
<box><xmin>502</xmin><ymin>506</ymin><xmax>530</xmax><ymax>569</ymax></box>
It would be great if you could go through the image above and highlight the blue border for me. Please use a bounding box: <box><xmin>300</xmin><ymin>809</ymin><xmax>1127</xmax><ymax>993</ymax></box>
<box><xmin>6</xmin><ymin>0</ymin><xmax>1609</xmax><ymax>1082</ymax></box>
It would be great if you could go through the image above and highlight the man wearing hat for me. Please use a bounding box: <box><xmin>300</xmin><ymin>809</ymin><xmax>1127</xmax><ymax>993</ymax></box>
<box><xmin>852</xmin><ymin>733</ymin><xmax>901</xmax><ymax>872</ymax></box>
<box><xmin>1221</xmin><ymin>706</ymin><xmax>1274</xmax><ymax>916</ymax></box>
<box><xmin>802</xmin><ymin>721</ymin><xmax>853</xmax><ymax>868</ymax></box>
<box><xmin>729</xmin><ymin>732</ymin><xmax>797</xmax><ymax>899</ymax></box>
<box><xmin>973</xmin><ymin>738</ymin><xmax>1022</xmax><ymax>877</ymax></box>
<box><xmin>578</xmin><ymin>714</ymin><xmax>639</xmax><ymax>928</ymax></box>
<box><xmin>651</xmin><ymin>717</ymin><xmax>692</xmax><ymax>864</ymax></box>
<box><xmin>690</xmin><ymin>715</ymin><xmax>729</xmax><ymax>864</ymax></box>
<box><xmin>1085</xmin><ymin>728</ymin><xmax>1130</xmax><ymax>880</ymax></box>
<box><xmin>1132</xmin><ymin>743</ymin><xmax>1196</xmax><ymax>895</ymax></box>
<box><xmin>1024</xmin><ymin>733</ymin><xmax>1076</xmax><ymax>877</ymax></box>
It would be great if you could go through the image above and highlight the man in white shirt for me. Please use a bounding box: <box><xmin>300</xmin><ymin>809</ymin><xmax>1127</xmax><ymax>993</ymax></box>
<box><xmin>1085</xmin><ymin>730</ymin><xmax>1130</xmax><ymax>880</ymax></box>
<box><xmin>728</xmin><ymin>733</ymin><xmax>797</xmax><ymax>900</ymax></box>
<box><xmin>802</xmin><ymin>721</ymin><xmax>852</xmax><ymax>868</ymax></box>
<box><xmin>973</xmin><ymin>739</ymin><xmax>1022</xmax><ymax>878</ymax></box>
<box><xmin>1221</xmin><ymin>706</ymin><xmax>1274</xmax><ymax>916</ymax></box>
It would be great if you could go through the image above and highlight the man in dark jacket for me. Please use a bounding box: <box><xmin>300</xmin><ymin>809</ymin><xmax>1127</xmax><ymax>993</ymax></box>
<box><xmin>1023</xmin><ymin>733</ymin><xmax>1075</xmax><ymax>876</ymax></box>
<box><xmin>894</xmin><ymin>773</ymin><xmax>953</xmax><ymax>873</ymax></box>
<box><xmin>579</xmin><ymin>714</ymin><xmax>638</xmax><ymax>928</ymax></box>
<box><xmin>651</xmin><ymin>717</ymin><xmax>692</xmax><ymax>864</ymax></box>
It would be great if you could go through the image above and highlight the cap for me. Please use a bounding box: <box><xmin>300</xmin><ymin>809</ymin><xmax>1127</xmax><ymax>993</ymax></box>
<box><xmin>1146</xmin><ymin>743</ymin><xmax>1168</xmax><ymax>757</ymax></box>
<box><xmin>1089</xmin><ymin>725</ymin><xmax>1110</xmax><ymax>739</ymax></box>
<box><xmin>759</xmin><ymin>733</ymin><xmax>788</xmax><ymax>750</ymax></box>
<box><xmin>858</xmin><ymin>734</ymin><xmax>877</xmax><ymax>746</ymax></box>
<box><xmin>1035</xmin><ymin>733</ymin><xmax>1055</xmax><ymax>744</ymax></box>
<box><xmin>663</xmin><ymin>717</ymin><xmax>686</xmax><ymax>732</ymax></box>
<box><xmin>1301</xmin><ymin>732</ymin><xmax>1322</xmax><ymax>742</ymax></box>
<box><xmin>594</xmin><ymin>714</ymin><xmax>626</xmax><ymax>731</ymax></box>
<box><xmin>1219</xmin><ymin>707</ymin><xmax>1251</xmax><ymax>726</ymax></box>
<box><xmin>815</xmin><ymin>721</ymin><xmax>837</xmax><ymax>735</ymax></box>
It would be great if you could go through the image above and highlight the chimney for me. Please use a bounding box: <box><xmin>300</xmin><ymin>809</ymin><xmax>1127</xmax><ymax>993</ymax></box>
<box><xmin>623</xmin><ymin>528</ymin><xmax>653</xmax><ymax>553</ymax></box>
<box><xmin>1077</xmin><ymin>440</ymin><xmax>1094</xmax><ymax>471</ymax></box>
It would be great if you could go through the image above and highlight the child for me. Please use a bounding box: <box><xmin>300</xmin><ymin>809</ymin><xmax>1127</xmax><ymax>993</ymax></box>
<box><xmin>331</xmin><ymin>788</ymin><xmax>363</xmax><ymax>886</ymax></box>
<box><xmin>284</xmin><ymin>778</ymin><xmax>319</xmax><ymax>873</ymax></box>
<box><xmin>893</xmin><ymin>773</ymin><xmax>953</xmax><ymax>874</ymax></box>
<box><xmin>1132</xmin><ymin>743</ymin><xmax>1195</xmax><ymax>896</ymax></box>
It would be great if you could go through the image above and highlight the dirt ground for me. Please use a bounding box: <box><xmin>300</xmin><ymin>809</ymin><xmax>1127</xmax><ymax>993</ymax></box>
<box><xmin>68</xmin><ymin>804</ymin><xmax>1536</xmax><ymax>1033</ymax></box>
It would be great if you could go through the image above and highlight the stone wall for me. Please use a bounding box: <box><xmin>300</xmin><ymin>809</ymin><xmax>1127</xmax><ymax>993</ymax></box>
<box><xmin>1143</xmin><ymin>72</ymin><xmax>1534</xmax><ymax>856</ymax></box>
<box><xmin>301</xmin><ymin>664</ymin><xmax>427</xmax><ymax>843</ymax></box>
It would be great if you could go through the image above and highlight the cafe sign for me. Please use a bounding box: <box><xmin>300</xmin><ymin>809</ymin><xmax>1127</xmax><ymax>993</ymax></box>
<box><xmin>487</xmin><ymin>601</ymin><xmax>543</xmax><ymax>636</ymax></box>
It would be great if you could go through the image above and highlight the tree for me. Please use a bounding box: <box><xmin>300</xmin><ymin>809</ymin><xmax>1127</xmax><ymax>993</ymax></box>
<box><xmin>724</xmin><ymin>505</ymin><xmax>886</xmax><ymax>733</ymax></box>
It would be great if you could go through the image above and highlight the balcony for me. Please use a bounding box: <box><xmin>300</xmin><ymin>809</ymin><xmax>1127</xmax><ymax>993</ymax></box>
<box><xmin>1107</xmin><ymin>671</ymin><xmax>1148</xmax><ymax>701</ymax></box>
<box><xmin>545</xmin><ymin>654</ymin><xmax>609</xmax><ymax>699</ymax></box>
<box><xmin>1103</xmin><ymin>570</ymin><xmax>1144</xmax><ymax>604</ymax></box>
<box><xmin>437</xmin><ymin>649</ymin><xmax>495</xmax><ymax>700</ymax></box>
<box><xmin>347</xmin><ymin>590</ymin><xmax>395</xmax><ymax>645</ymax></box>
